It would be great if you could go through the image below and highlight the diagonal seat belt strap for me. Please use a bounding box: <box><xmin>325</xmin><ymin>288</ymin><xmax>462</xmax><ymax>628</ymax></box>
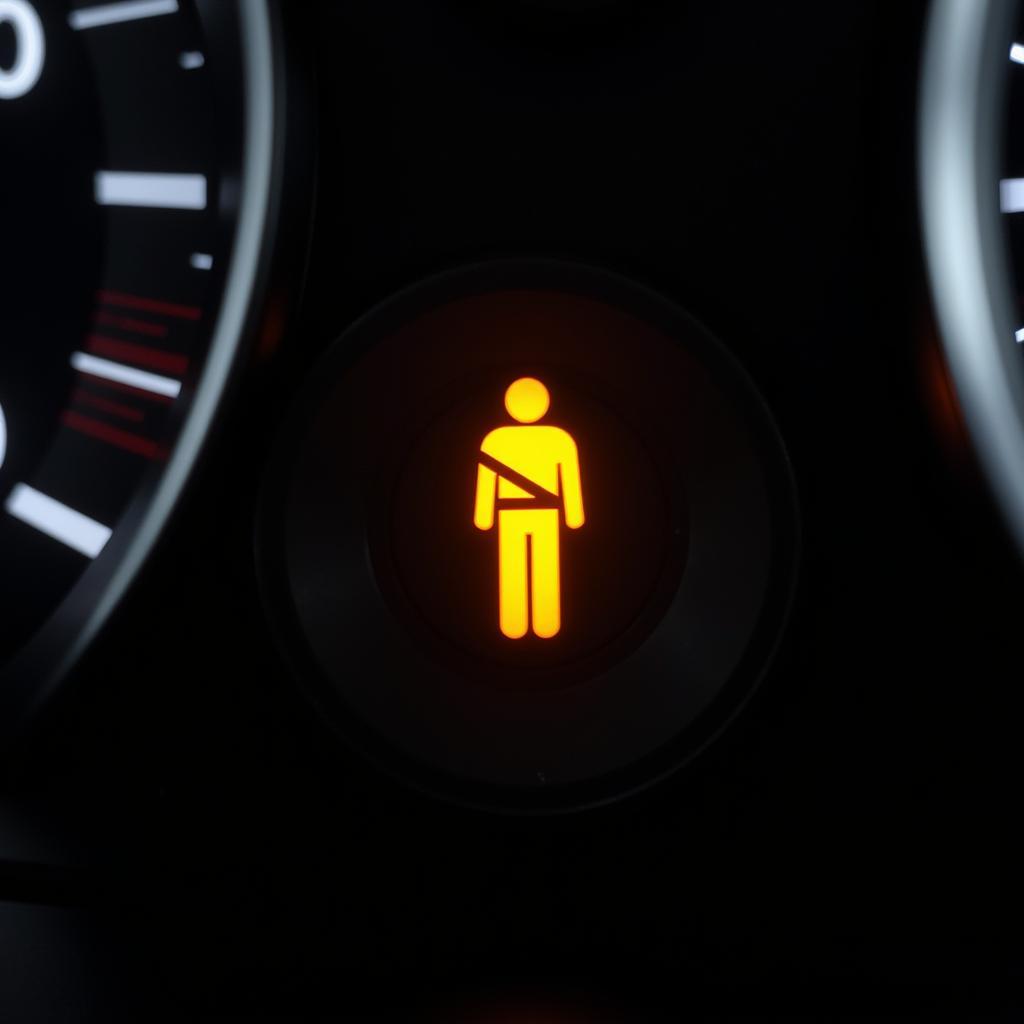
<box><xmin>478</xmin><ymin>451</ymin><xmax>560</xmax><ymax>504</ymax></box>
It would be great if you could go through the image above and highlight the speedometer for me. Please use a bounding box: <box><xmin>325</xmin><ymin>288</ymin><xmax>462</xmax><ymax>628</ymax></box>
<box><xmin>0</xmin><ymin>0</ymin><xmax>278</xmax><ymax>737</ymax></box>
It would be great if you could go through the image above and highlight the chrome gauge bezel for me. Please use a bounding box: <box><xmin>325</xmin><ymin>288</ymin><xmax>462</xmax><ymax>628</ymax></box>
<box><xmin>920</xmin><ymin>0</ymin><xmax>1024</xmax><ymax>551</ymax></box>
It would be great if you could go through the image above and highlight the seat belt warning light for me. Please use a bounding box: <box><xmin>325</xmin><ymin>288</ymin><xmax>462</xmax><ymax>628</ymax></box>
<box><xmin>473</xmin><ymin>377</ymin><xmax>585</xmax><ymax>639</ymax></box>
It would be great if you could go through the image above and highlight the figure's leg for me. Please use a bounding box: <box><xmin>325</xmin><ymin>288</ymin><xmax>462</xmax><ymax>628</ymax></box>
<box><xmin>498</xmin><ymin>511</ymin><xmax>528</xmax><ymax>639</ymax></box>
<box><xmin>530</xmin><ymin>510</ymin><xmax>561</xmax><ymax>638</ymax></box>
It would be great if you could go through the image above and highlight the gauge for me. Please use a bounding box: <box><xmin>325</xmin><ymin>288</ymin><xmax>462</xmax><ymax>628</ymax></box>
<box><xmin>921</xmin><ymin>0</ymin><xmax>1024</xmax><ymax>552</ymax></box>
<box><xmin>0</xmin><ymin>0</ymin><xmax>278</xmax><ymax>739</ymax></box>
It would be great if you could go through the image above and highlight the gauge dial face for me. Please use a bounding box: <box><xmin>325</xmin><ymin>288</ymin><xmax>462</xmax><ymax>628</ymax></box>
<box><xmin>0</xmin><ymin>0</ymin><xmax>275</xmax><ymax>731</ymax></box>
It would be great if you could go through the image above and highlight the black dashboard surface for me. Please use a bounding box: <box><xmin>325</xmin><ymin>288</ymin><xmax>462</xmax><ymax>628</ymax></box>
<box><xmin>2</xmin><ymin>2</ymin><xmax>1021</xmax><ymax>1018</ymax></box>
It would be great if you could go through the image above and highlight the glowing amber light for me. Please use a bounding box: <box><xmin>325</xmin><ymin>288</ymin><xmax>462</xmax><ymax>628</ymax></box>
<box><xmin>473</xmin><ymin>377</ymin><xmax>585</xmax><ymax>639</ymax></box>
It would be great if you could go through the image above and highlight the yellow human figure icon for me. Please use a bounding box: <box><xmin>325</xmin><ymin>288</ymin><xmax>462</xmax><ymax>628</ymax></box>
<box><xmin>473</xmin><ymin>377</ymin><xmax>584</xmax><ymax>639</ymax></box>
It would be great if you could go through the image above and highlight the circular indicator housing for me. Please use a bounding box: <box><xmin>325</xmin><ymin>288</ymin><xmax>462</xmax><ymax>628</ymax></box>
<box><xmin>259</xmin><ymin>262</ymin><xmax>798</xmax><ymax>809</ymax></box>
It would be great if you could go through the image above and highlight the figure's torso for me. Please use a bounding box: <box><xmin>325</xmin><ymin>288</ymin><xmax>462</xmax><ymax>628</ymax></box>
<box><xmin>480</xmin><ymin>425</ymin><xmax>574</xmax><ymax>498</ymax></box>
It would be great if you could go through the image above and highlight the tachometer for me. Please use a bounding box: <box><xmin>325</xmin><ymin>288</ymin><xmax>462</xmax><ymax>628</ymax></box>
<box><xmin>921</xmin><ymin>0</ymin><xmax>1024</xmax><ymax>553</ymax></box>
<box><xmin>0</xmin><ymin>0</ymin><xmax>278</xmax><ymax>738</ymax></box>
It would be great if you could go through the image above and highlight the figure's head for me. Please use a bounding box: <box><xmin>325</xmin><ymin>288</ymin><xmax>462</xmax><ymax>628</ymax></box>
<box><xmin>504</xmin><ymin>377</ymin><xmax>550</xmax><ymax>423</ymax></box>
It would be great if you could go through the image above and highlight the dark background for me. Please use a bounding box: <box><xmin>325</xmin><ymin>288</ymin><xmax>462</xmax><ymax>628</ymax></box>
<box><xmin>3</xmin><ymin>0</ymin><xmax>1021</xmax><ymax>1017</ymax></box>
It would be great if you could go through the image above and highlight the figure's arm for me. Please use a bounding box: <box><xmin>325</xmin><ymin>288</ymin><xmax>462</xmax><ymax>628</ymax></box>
<box><xmin>473</xmin><ymin>461</ymin><xmax>497</xmax><ymax>530</ymax></box>
<box><xmin>561</xmin><ymin>438</ymin><xmax>585</xmax><ymax>529</ymax></box>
